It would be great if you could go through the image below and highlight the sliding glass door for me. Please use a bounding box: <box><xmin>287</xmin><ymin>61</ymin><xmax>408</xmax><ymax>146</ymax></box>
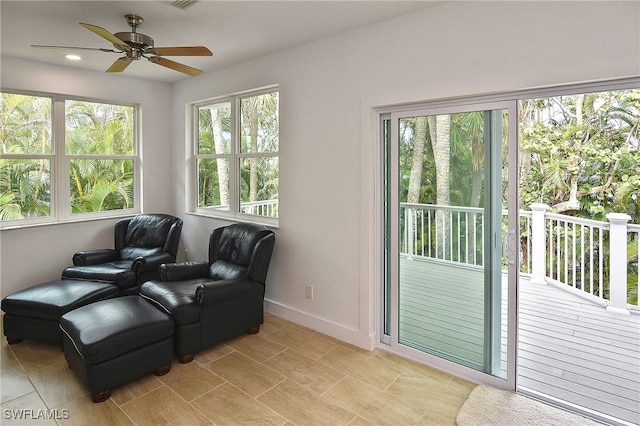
<box><xmin>384</xmin><ymin>101</ymin><xmax>518</xmax><ymax>383</ymax></box>
<box><xmin>380</xmin><ymin>81</ymin><xmax>638</xmax><ymax>421</ymax></box>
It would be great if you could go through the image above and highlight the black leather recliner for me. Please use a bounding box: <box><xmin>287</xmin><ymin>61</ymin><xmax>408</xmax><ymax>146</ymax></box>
<box><xmin>140</xmin><ymin>223</ymin><xmax>275</xmax><ymax>363</ymax></box>
<box><xmin>2</xmin><ymin>213</ymin><xmax>183</xmax><ymax>346</ymax></box>
<box><xmin>63</xmin><ymin>214</ymin><xmax>183</xmax><ymax>295</ymax></box>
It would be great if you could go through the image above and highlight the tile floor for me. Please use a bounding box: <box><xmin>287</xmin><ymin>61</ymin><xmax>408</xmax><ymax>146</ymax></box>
<box><xmin>1</xmin><ymin>313</ymin><xmax>475</xmax><ymax>425</ymax></box>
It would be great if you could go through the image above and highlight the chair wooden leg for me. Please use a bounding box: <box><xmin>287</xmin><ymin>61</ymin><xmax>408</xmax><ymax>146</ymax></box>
<box><xmin>248</xmin><ymin>326</ymin><xmax>260</xmax><ymax>335</ymax></box>
<box><xmin>154</xmin><ymin>363</ymin><xmax>171</xmax><ymax>376</ymax></box>
<box><xmin>178</xmin><ymin>354</ymin><xmax>194</xmax><ymax>364</ymax></box>
<box><xmin>91</xmin><ymin>390</ymin><xmax>111</xmax><ymax>403</ymax></box>
<box><xmin>6</xmin><ymin>336</ymin><xmax>23</xmax><ymax>345</ymax></box>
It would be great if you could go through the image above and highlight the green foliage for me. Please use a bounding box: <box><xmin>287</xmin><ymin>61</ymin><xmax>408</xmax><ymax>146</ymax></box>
<box><xmin>196</xmin><ymin>92</ymin><xmax>279</xmax><ymax>216</ymax></box>
<box><xmin>0</xmin><ymin>192</ymin><xmax>23</xmax><ymax>220</ymax></box>
<box><xmin>520</xmin><ymin>90</ymin><xmax>640</xmax><ymax>222</ymax></box>
<box><xmin>1</xmin><ymin>93</ymin><xmax>135</xmax><ymax>219</ymax></box>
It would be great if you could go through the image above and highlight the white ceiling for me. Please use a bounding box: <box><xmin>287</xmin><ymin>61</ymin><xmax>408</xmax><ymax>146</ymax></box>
<box><xmin>1</xmin><ymin>1</ymin><xmax>438</xmax><ymax>83</ymax></box>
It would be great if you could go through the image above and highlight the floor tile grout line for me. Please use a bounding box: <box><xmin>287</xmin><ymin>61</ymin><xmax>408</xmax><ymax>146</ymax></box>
<box><xmin>252</xmin><ymin>378</ymin><xmax>298</xmax><ymax>425</ymax></box>
<box><xmin>196</xmin><ymin>379</ymin><xmax>229</xmax><ymax>404</ymax></box>
<box><xmin>253</xmin><ymin>377</ymin><xmax>288</xmax><ymax>400</ymax></box>
<box><xmin>1</xmin><ymin>314</ymin><xmax>475</xmax><ymax>425</ymax></box>
<box><xmin>117</xmin><ymin>378</ymin><xmax>166</xmax><ymax>409</ymax></box>
<box><xmin>2</xmin><ymin>346</ymin><xmax>44</xmax><ymax>407</ymax></box>
<box><xmin>257</xmin><ymin>346</ymin><xmax>289</xmax><ymax>365</ymax></box>
<box><xmin>224</xmin><ymin>379</ymin><xmax>292</xmax><ymax>425</ymax></box>
<box><xmin>320</xmin><ymin>375</ymin><xmax>348</xmax><ymax>398</ymax></box>
<box><xmin>115</xmin><ymin>397</ymin><xmax>140</xmax><ymax>426</ymax></box>
<box><xmin>161</xmin><ymin>380</ymin><xmax>216</xmax><ymax>425</ymax></box>
<box><xmin>27</xmin><ymin>358</ymin><xmax>91</xmax><ymax>412</ymax></box>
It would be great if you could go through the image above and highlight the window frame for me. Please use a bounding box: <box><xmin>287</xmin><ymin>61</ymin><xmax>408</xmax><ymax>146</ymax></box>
<box><xmin>189</xmin><ymin>86</ymin><xmax>279</xmax><ymax>227</ymax></box>
<box><xmin>0</xmin><ymin>89</ymin><xmax>140</xmax><ymax>229</ymax></box>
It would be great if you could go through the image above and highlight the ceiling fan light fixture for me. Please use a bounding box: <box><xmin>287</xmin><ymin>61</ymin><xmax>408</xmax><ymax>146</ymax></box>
<box><xmin>33</xmin><ymin>13</ymin><xmax>210</xmax><ymax>76</ymax></box>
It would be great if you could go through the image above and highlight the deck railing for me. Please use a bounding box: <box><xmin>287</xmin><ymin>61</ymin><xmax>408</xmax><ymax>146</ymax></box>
<box><xmin>401</xmin><ymin>203</ymin><xmax>639</xmax><ymax>313</ymax></box>
<box><xmin>207</xmin><ymin>200</ymin><xmax>279</xmax><ymax>217</ymax></box>
<box><xmin>240</xmin><ymin>199</ymin><xmax>279</xmax><ymax>217</ymax></box>
<box><xmin>402</xmin><ymin>203</ymin><xmax>485</xmax><ymax>266</ymax></box>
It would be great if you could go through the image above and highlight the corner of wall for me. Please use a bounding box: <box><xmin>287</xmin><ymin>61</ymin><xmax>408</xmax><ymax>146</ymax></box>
<box><xmin>264</xmin><ymin>299</ymin><xmax>376</xmax><ymax>351</ymax></box>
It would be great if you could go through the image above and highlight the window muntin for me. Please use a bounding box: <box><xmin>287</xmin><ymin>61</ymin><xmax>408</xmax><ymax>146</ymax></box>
<box><xmin>240</xmin><ymin>93</ymin><xmax>279</xmax><ymax>154</ymax></box>
<box><xmin>197</xmin><ymin>157</ymin><xmax>230</xmax><ymax>211</ymax></box>
<box><xmin>1</xmin><ymin>93</ymin><xmax>53</xmax><ymax>220</ymax></box>
<box><xmin>194</xmin><ymin>88</ymin><xmax>279</xmax><ymax>223</ymax></box>
<box><xmin>0</xmin><ymin>158</ymin><xmax>51</xmax><ymax>219</ymax></box>
<box><xmin>0</xmin><ymin>91</ymin><xmax>139</xmax><ymax>225</ymax></box>
<box><xmin>197</xmin><ymin>101</ymin><xmax>232</xmax><ymax>212</ymax></box>
<box><xmin>239</xmin><ymin>156</ymin><xmax>279</xmax><ymax>217</ymax></box>
<box><xmin>65</xmin><ymin>100</ymin><xmax>134</xmax><ymax>155</ymax></box>
<box><xmin>65</xmin><ymin>100</ymin><xmax>136</xmax><ymax>216</ymax></box>
<box><xmin>69</xmin><ymin>159</ymin><xmax>134</xmax><ymax>213</ymax></box>
<box><xmin>2</xmin><ymin>93</ymin><xmax>52</xmax><ymax>154</ymax></box>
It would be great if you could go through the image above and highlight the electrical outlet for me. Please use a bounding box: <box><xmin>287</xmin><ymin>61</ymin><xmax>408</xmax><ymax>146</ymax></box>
<box><xmin>305</xmin><ymin>285</ymin><xmax>314</xmax><ymax>300</ymax></box>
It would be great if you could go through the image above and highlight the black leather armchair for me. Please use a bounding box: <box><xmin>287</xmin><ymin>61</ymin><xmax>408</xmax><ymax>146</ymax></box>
<box><xmin>140</xmin><ymin>223</ymin><xmax>275</xmax><ymax>363</ymax></box>
<box><xmin>1</xmin><ymin>213</ymin><xmax>183</xmax><ymax>346</ymax></box>
<box><xmin>62</xmin><ymin>214</ymin><xmax>183</xmax><ymax>295</ymax></box>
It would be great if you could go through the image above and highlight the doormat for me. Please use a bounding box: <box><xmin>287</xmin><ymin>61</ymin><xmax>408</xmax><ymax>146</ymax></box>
<box><xmin>456</xmin><ymin>385</ymin><xmax>602</xmax><ymax>426</ymax></box>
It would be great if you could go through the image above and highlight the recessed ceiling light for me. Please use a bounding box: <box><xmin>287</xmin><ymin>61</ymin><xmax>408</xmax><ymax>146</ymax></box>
<box><xmin>65</xmin><ymin>54</ymin><xmax>81</xmax><ymax>61</ymax></box>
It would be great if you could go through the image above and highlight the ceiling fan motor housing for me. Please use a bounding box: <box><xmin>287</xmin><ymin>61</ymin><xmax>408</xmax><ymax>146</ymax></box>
<box><xmin>114</xmin><ymin>14</ymin><xmax>154</xmax><ymax>59</ymax></box>
<box><xmin>32</xmin><ymin>13</ymin><xmax>209</xmax><ymax>75</ymax></box>
<box><xmin>114</xmin><ymin>31</ymin><xmax>154</xmax><ymax>58</ymax></box>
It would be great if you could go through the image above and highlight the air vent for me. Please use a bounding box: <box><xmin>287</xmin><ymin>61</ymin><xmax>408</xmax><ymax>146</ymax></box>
<box><xmin>168</xmin><ymin>0</ymin><xmax>199</xmax><ymax>10</ymax></box>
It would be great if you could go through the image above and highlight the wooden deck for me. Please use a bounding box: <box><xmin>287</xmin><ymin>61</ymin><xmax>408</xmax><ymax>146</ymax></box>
<box><xmin>399</xmin><ymin>257</ymin><xmax>640</xmax><ymax>425</ymax></box>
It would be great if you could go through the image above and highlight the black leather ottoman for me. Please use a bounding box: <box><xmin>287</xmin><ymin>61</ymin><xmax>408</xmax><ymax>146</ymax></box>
<box><xmin>60</xmin><ymin>296</ymin><xmax>174</xmax><ymax>403</ymax></box>
<box><xmin>1</xmin><ymin>279</ymin><xmax>119</xmax><ymax>345</ymax></box>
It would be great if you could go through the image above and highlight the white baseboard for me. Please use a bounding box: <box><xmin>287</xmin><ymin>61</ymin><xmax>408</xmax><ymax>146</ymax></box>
<box><xmin>264</xmin><ymin>299</ymin><xmax>375</xmax><ymax>351</ymax></box>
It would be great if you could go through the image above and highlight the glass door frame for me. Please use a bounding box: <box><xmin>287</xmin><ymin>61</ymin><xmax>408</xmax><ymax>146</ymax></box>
<box><xmin>379</xmin><ymin>99</ymin><xmax>519</xmax><ymax>390</ymax></box>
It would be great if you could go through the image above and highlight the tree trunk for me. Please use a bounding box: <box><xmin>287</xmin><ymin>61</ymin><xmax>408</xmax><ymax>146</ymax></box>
<box><xmin>211</xmin><ymin>108</ymin><xmax>229</xmax><ymax>207</ymax></box>
<box><xmin>561</xmin><ymin>93</ymin><xmax>585</xmax><ymax>213</ymax></box>
<box><xmin>469</xmin><ymin>134</ymin><xmax>484</xmax><ymax>208</ymax></box>
<box><xmin>407</xmin><ymin>117</ymin><xmax>427</xmax><ymax>204</ymax></box>
<box><xmin>432</xmin><ymin>114</ymin><xmax>451</xmax><ymax>259</ymax></box>
<box><xmin>250</xmin><ymin>101</ymin><xmax>259</xmax><ymax>202</ymax></box>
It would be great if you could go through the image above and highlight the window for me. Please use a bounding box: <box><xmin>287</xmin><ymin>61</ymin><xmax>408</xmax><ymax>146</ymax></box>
<box><xmin>1</xmin><ymin>91</ymin><xmax>138</xmax><ymax>226</ymax></box>
<box><xmin>193</xmin><ymin>88</ymin><xmax>279</xmax><ymax>223</ymax></box>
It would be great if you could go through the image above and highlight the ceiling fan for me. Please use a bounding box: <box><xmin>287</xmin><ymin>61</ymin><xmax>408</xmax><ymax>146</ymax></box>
<box><xmin>32</xmin><ymin>14</ymin><xmax>212</xmax><ymax>76</ymax></box>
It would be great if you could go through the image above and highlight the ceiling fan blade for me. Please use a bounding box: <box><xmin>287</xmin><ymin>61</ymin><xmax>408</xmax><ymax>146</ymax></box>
<box><xmin>151</xmin><ymin>46</ymin><xmax>212</xmax><ymax>56</ymax></box>
<box><xmin>31</xmin><ymin>44</ymin><xmax>119</xmax><ymax>53</ymax></box>
<box><xmin>106</xmin><ymin>57</ymin><xmax>133</xmax><ymax>73</ymax></box>
<box><xmin>80</xmin><ymin>23</ymin><xmax>128</xmax><ymax>49</ymax></box>
<box><xmin>148</xmin><ymin>56</ymin><xmax>203</xmax><ymax>76</ymax></box>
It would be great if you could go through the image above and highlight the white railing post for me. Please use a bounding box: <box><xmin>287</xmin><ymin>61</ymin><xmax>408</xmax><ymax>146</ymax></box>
<box><xmin>407</xmin><ymin>207</ymin><xmax>414</xmax><ymax>257</ymax></box>
<box><xmin>606</xmin><ymin>213</ymin><xmax>631</xmax><ymax>316</ymax></box>
<box><xmin>530</xmin><ymin>204</ymin><xmax>549</xmax><ymax>285</ymax></box>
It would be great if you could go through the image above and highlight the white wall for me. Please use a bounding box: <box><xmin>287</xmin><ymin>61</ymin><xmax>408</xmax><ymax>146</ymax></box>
<box><xmin>172</xmin><ymin>1</ymin><xmax>639</xmax><ymax>349</ymax></box>
<box><xmin>0</xmin><ymin>57</ymin><xmax>173</xmax><ymax>298</ymax></box>
<box><xmin>2</xmin><ymin>1</ymin><xmax>638</xmax><ymax>350</ymax></box>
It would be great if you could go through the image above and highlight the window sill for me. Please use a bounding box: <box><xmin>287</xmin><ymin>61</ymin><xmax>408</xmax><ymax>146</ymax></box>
<box><xmin>0</xmin><ymin>211</ymin><xmax>139</xmax><ymax>231</ymax></box>
<box><xmin>185</xmin><ymin>211</ymin><xmax>279</xmax><ymax>230</ymax></box>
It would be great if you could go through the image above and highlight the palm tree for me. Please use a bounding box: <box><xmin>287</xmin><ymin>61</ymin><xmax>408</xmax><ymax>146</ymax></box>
<box><xmin>241</xmin><ymin>93</ymin><xmax>278</xmax><ymax>203</ymax></box>
<box><xmin>65</xmin><ymin>100</ymin><xmax>134</xmax><ymax>213</ymax></box>
<box><xmin>0</xmin><ymin>93</ymin><xmax>52</xmax><ymax>218</ymax></box>
<box><xmin>208</xmin><ymin>105</ymin><xmax>231</xmax><ymax>207</ymax></box>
